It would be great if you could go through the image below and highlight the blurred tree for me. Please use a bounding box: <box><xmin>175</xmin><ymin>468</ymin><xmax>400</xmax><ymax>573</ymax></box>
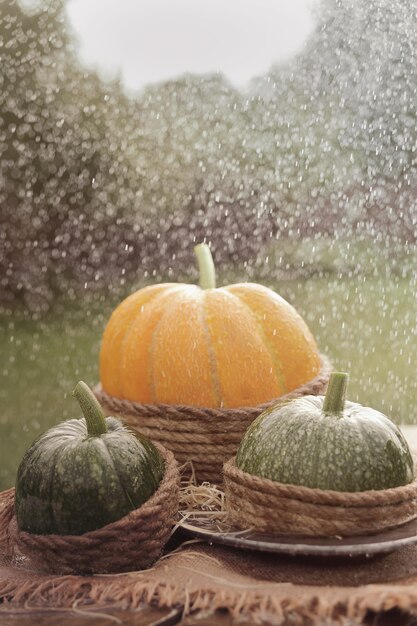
<box><xmin>0</xmin><ymin>0</ymin><xmax>140</xmax><ymax>309</ymax></box>
<box><xmin>0</xmin><ymin>0</ymin><xmax>415</xmax><ymax>311</ymax></box>
<box><xmin>256</xmin><ymin>0</ymin><xmax>417</xmax><ymax>240</ymax></box>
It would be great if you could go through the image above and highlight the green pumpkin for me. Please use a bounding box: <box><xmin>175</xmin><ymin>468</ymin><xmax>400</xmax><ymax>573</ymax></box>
<box><xmin>15</xmin><ymin>382</ymin><xmax>164</xmax><ymax>535</ymax></box>
<box><xmin>236</xmin><ymin>372</ymin><xmax>414</xmax><ymax>492</ymax></box>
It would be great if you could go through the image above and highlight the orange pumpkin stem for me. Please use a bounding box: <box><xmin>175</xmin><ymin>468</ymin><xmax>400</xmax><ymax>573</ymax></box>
<box><xmin>194</xmin><ymin>243</ymin><xmax>216</xmax><ymax>289</ymax></box>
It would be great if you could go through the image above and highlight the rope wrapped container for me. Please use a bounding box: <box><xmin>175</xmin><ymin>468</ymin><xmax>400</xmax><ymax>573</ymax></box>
<box><xmin>94</xmin><ymin>355</ymin><xmax>332</xmax><ymax>485</ymax></box>
<box><xmin>7</xmin><ymin>444</ymin><xmax>179</xmax><ymax>575</ymax></box>
<box><xmin>224</xmin><ymin>457</ymin><xmax>417</xmax><ymax>537</ymax></box>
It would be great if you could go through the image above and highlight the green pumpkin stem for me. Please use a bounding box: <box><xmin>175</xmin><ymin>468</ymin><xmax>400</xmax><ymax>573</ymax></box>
<box><xmin>194</xmin><ymin>243</ymin><xmax>216</xmax><ymax>289</ymax></box>
<box><xmin>323</xmin><ymin>372</ymin><xmax>348</xmax><ymax>416</ymax></box>
<box><xmin>73</xmin><ymin>381</ymin><xmax>108</xmax><ymax>436</ymax></box>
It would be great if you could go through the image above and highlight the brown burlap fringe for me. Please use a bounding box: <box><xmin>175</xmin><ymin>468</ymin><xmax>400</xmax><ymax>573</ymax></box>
<box><xmin>2</xmin><ymin>577</ymin><xmax>417</xmax><ymax>626</ymax></box>
<box><xmin>2</xmin><ymin>538</ymin><xmax>417</xmax><ymax>625</ymax></box>
<box><xmin>224</xmin><ymin>457</ymin><xmax>417</xmax><ymax>536</ymax></box>
<box><xmin>6</xmin><ymin>444</ymin><xmax>179</xmax><ymax>575</ymax></box>
<box><xmin>94</xmin><ymin>354</ymin><xmax>332</xmax><ymax>484</ymax></box>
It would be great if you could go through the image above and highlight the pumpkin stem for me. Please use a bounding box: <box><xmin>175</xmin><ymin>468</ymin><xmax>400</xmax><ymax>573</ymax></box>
<box><xmin>194</xmin><ymin>243</ymin><xmax>216</xmax><ymax>289</ymax></box>
<box><xmin>73</xmin><ymin>381</ymin><xmax>108</xmax><ymax>436</ymax></box>
<box><xmin>323</xmin><ymin>372</ymin><xmax>348</xmax><ymax>416</ymax></box>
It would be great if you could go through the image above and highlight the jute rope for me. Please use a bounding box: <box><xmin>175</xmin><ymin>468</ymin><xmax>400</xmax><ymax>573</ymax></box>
<box><xmin>95</xmin><ymin>354</ymin><xmax>332</xmax><ymax>484</ymax></box>
<box><xmin>223</xmin><ymin>457</ymin><xmax>417</xmax><ymax>537</ymax></box>
<box><xmin>7</xmin><ymin>444</ymin><xmax>179</xmax><ymax>575</ymax></box>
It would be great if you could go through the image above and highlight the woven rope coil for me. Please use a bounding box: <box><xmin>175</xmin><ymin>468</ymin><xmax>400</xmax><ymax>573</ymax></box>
<box><xmin>95</xmin><ymin>354</ymin><xmax>332</xmax><ymax>484</ymax></box>
<box><xmin>7</xmin><ymin>444</ymin><xmax>179</xmax><ymax>575</ymax></box>
<box><xmin>223</xmin><ymin>457</ymin><xmax>417</xmax><ymax>537</ymax></box>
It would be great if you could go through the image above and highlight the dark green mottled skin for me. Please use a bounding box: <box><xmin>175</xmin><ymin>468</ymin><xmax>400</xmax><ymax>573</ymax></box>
<box><xmin>236</xmin><ymin>396</ymin><xmax>415</xmax><ymax>491</ymax></box>
<box><xmin>15</xmin><ymin>417</ymin><xmax>164</xmax><ymax>535</ymax></box>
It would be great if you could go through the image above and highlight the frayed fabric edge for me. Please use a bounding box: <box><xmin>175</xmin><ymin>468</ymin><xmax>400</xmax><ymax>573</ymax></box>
<box><xmin>2</xmin><ymin>574</ymin><xmax>417</xmax><ymax>625</ymax></box>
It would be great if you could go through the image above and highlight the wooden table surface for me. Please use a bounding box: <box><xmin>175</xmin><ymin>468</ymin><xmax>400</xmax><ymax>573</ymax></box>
<box><xmin>3</xmin><ymin>426</ymin><xmax>417</xmax><ymax>626</ymax></box>
<box><xmin>1</xmin><ymin>606</ymin><xmax>416</xmax><ymax>626</ymax></box>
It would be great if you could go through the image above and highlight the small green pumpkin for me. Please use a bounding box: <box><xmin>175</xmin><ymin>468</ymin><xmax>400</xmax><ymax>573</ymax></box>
<box><xmin>236</xmin><ymin>372</ymin><xmax>414</xmax><ymax>492</ymax></box>
<box><xmin>15</xmin><ymin>382</ymin><xmax>164</xmax><ymax>535</ymax></box>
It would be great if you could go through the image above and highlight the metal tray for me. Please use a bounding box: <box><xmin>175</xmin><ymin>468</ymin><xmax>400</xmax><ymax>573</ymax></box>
<box><xmin>179</xmin><ymin>516</ymin><xmax>417</xmax><ymax>558</ymax></box>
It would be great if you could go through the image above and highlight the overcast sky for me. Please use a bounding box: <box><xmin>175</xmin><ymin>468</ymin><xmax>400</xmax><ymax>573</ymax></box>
<box><xmin>66</xmin><ymin>0</ymin><xmax>315</xmax><ymax>92</ymax></box>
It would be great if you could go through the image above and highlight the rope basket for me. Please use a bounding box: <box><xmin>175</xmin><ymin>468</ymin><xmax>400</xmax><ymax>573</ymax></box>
<box><xmin>223</xmin><ymin>457</ymin><xmax>417</xmax><ymax>537</ymax></box>
<box><xmin>94</xmin><ymin>355</ymin><xmax>332</xmax><ymax>485</ymax></box>
<box><xmin>7</xmin><ymin>444</ymin><xmax>179</xmax><ymax>575</ymax></box>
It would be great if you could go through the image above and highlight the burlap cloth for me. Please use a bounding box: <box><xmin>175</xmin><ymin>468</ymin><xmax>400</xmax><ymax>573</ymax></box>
<box><xmin>2</xmin><ymin>486</ymin><xmax>417</xmax><ymax>624</ymax></box>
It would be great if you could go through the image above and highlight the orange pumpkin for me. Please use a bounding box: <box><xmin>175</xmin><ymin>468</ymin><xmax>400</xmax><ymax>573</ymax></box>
<box><xmin>100</xmin><ymin>244</ymin><xmax>320</xmax><ymax>408</ymax></box>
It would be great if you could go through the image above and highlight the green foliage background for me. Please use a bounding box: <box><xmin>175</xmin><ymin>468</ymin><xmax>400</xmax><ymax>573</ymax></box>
<box><xmin>0</xmin><ymin>0</ymin><xmax>416</xmax><ymax>310</ymax></box>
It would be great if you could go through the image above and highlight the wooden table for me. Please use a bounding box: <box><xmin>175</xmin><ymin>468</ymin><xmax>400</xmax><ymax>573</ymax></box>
<box><xmin>1</xmin><ymin>606</ymin><xmax>416</xmax><ymax>625</ymax></box>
